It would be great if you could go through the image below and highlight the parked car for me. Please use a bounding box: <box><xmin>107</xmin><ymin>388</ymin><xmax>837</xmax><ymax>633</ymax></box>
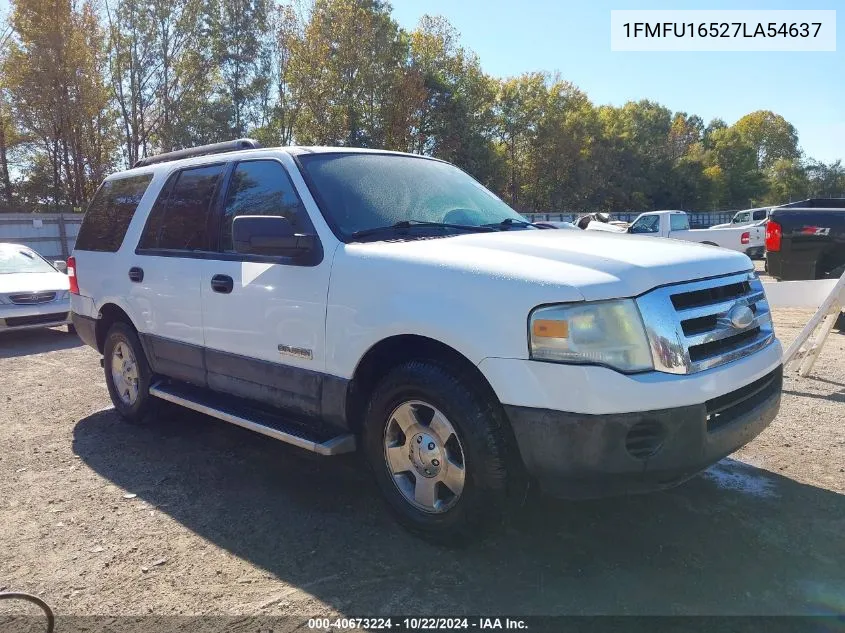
<box><xmin>533</xmin><ymin>221</ymin><xmax>578</xmax><ymax>230</ymax></box>
<box><xmin>765</xmin><ymin>199</ymin><xmax>845</xmax><ymax>281</ymax></box>
<box><xmin>575</xmin><ymin>213</ymin><xmax>629</xmax><ymax>232</ymax></box>
<box><xmin>0</xmin><ymin>243</ymin><xmax>73</xmax><ymax>334</ymax></box>
<box><xmin>614</xmin><ymin>210</ymin><xmax>766</xmax><ymax>258</ymax></box>
<box><xmin>711</xmin><ymin>207</ymin><xmax>772</xmax><ymax>229</ymax></box>
<box><xmin>69</xmin><ymin>140</ymin><xmax>783</xmax><ymax>544</ymax></box>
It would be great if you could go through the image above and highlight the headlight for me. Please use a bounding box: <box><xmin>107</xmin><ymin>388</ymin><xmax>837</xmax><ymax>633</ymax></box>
<box><xmin>529</xmin><ymin>299</ymin><xmax>653</xmax><ymax>372</ymax></box>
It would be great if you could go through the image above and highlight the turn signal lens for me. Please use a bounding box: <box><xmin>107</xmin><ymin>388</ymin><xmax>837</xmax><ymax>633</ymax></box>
<box><xmin>532</xmin><ymin>319</ymin><xmax>569</xmax><ymax>338</ymax></box>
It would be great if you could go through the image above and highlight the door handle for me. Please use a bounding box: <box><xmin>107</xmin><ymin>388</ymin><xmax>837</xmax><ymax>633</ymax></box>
<box><xmin>211</xmin><ymin>274</ymin><xmax>234</xmax><ymax>294</ymax></box>
<box><xmin>128</xmin><ymin>267</ymin><xmax>144</xmax><ymax>282</ymax></box>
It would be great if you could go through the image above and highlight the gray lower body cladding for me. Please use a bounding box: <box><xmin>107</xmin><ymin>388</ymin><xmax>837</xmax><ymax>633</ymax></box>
<box><xmin>505</xmin><ymin>366</ymin><xmax>782</xmax><ymax>499</ymax></box>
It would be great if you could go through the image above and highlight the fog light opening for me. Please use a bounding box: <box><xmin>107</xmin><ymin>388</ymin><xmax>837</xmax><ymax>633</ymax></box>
<box><xmin>625</xmin><ymin>420</ymin><xmax>667</xmax><ymax>459</ymax></box>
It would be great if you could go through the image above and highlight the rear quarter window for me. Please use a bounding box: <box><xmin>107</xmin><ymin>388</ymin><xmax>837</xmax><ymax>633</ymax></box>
<box><xmin>75</xmin><ymin>174</ymin><xmax>154</xmax><ymax>252</ymax></box>
<box><xmin>670</xmin><ymin>214</ymin><xmax>690</xmax><ymax>231</ymax></box>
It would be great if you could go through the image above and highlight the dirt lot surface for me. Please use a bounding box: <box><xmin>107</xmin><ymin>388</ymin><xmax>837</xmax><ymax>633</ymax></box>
<box><xmin>1</xmin><ymin>307</ymin><xmax>844</xmax><ymax>622</ymax></box>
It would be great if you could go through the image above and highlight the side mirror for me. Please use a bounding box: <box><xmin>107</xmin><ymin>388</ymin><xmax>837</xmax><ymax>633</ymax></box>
<box><xmin>232</xmin><ymin>215</ymin><xmax>317</xmax><ymax>258</ymax></box>
<box><xmin>54</xmin><ymin>260</ymin><xmax>68</xmax><ymax>273</ymax></box>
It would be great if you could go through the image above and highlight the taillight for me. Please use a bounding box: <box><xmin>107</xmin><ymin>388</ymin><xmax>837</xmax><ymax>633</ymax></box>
<box><xmin>741</xmin><ymin>231</ymin><xmax>750</xmax><ymax>245</ymax></box>
<box><xmin>765</xmin><ymin>221</ymin><xmax>782</xmax><ymax>252</ymax></box>
<box><xmin>67</xmin><ymin>255</ymin><xmax>79</xmax><ymax>294</ymax></box>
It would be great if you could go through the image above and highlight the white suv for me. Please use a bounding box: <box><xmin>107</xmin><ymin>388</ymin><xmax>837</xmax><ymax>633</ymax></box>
<box><xmin>70</xmin><ymin>140</ymin><xmax>783</xmax><ymax>543</ymax></box>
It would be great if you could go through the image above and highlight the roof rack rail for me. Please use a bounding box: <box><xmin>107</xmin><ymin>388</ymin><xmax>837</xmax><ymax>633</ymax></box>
<box><xmin>133</xmin><ymin>138</ymin><xmax>263</xmax><ymax>169</ymax></box>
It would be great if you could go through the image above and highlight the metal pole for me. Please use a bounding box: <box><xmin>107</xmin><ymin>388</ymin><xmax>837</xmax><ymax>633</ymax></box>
<box><xmin>57</xmin><ymin>213</ymin><xmax>68</xmax><ymax>259</ymax></box>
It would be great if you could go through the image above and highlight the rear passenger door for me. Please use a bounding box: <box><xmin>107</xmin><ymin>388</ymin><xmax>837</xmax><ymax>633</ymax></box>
<box><xmin>200</xmin><ymin>159</ymin><xmax>331</xmax><ymax>418</ymax></box>
<box><xmin>128</xmin><ymin>163</ymin><xmax>226</xmax><ymax>386</ymax></box>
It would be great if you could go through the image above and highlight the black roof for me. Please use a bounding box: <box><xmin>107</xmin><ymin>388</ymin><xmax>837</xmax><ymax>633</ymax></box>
<box><xmin>776</xmin><ymin>198</ymin><xmax>845</xmax><ymax>209</ymax></box>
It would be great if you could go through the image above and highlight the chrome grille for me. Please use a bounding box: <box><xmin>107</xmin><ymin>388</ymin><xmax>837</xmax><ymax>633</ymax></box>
<box><xmin>8</xmin><ymin>291</ymin><xmax>57</xmax><ymax>305</ymax></box>
<box><xmin>636</xmin><ymin>272</ymin><xmax>774</xmax><ymax>374</ymax></box>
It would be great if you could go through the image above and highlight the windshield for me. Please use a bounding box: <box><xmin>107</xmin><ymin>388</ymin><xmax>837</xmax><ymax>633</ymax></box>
<box><xmin>0</xmin><ymin>245</ymin><xmax>57</xmax><ymax>274</ymax></box>
<box><xmin>298</xmin><ymin>153</ymin><xmax>525</xmax><ymax>239</ymax></box>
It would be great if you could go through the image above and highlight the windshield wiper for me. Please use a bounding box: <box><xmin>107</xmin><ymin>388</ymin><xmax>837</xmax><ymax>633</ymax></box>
<box><xmin>348</xmin><ymin>220</ymin><xmax>496</xmax><ymax>241</ymax></box>
<box><xmin>481</xmin><ymin>218</ymin><xmax>539</xmax><ymax>230</ymax></box>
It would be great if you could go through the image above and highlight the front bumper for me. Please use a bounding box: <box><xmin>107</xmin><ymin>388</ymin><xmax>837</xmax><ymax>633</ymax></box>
<box><xmin>506</xmin><ymin>366</ymin><xmax>782</xmax><ymax>499</ymax></box>
<box><xmin>0</xmin><ymin>299</ymin><xmax>71</xmax><ymax>332</ymax></box>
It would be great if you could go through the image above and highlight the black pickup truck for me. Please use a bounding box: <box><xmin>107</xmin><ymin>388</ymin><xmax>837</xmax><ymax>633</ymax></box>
<box><xmin>765</xmin><ymin>198</ymin><xmax>845</xmax><ymax>281</ymax></box>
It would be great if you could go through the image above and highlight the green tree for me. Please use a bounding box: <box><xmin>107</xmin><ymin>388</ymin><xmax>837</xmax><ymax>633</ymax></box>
<box><xmin>0</xmin><ymin>30</ymin><xmax>17</xmax><ymax>206</ymax></box>
<box><xmin>290</xmin><ymin>0</ymin><xmax>413</xmax><ymax>148</ymax></box>
<box><xmin>494</xmin><ymin>73</ymin><xmax>545</xmax><ymax>207</ymax></box>
<box><xmin>211</xmin><ymin>0</ymin><xmax>272</xmax><ymax>137</ymax></box>
<box><xmin>522</xmin><ymin>79</ymin><xmax>599</xmax><ymax>211</ymax></box>
<box><xmin>765</xmin><ymin>158</ymin><xmax>808</xmax><ymax>204</ymax></box>
<box><xmin>806</xmin><ymin>160</ymin><xmax>845</xmax><ymax>197</ymax></box>
<box><xmin>252</xmin><ymin>1</ymin><xmax>307</xmax><ymax>146</ymax></box>
<box><xmin>735</xmin><ymin>110</ymin><xmax>800</xmax><ymax>170</ymax></box>
<box><xmin>706</xmin><ymin>127</ymin><xmax>766</xmax><ymax>208</ymax></box>
<box><xmin>407</xmin><ymin>15</ymin><xmax>497</xmax><ymax>187</ymax></box>
<box><xmin>3</xmin><ymin>0</ymin><xmax>116</xmax><ymax>207</ymax></box>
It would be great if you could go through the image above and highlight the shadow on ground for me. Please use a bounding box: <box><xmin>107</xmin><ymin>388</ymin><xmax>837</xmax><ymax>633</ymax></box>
<box><xmin>783</xmin><ymin>388</ymin><xmax>845</xmax><ymax>403</ymax></box>
<box><xmin>0</xmin><ymin>327</ymin><xmax>81</xmax><ymax>358</ymax></box>
<box><xmin>72</xmin><ymin>406</ymin><xmax>845</xmax><ymax>616</ymax></box>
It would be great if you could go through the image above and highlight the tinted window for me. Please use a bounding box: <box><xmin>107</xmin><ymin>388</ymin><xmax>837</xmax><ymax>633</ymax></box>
<box><xmin>221</xmin><ymin>161</ymin><xmax>309</xmax><ymax>252</ymax></box>
<box><xmin>669</xmin><ymin>214</ymin><xmax>690</xmax><ymax>231</ymax></box>
<box><xmin>137</xmin><ymin>172</ymin><xmax>179</xmax><ymax>250</ymax></box>
<box><xmin>156</xmin><ymin>165</ymin><xmax>224</xmax><ymax>251</ymax></box>
<box><xmin>753</xmin><ymin>210</ymin><xmax>768</xmax><ymax>220</ymax></box>
<box><xmin>630</xmin><ymin>215</ymin><xmax>660</xmax><ymax>234</ymax></box>
<box><xmin>75</xmin><ymin>174</ymin><xmax>153</xmax><ymax>251</ymax></box>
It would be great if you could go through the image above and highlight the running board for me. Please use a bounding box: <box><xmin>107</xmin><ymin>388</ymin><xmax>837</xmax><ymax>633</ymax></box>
<box><xmin>149</xmin><ymin>382</ymin><xmax>356</xmax><ymax>456</ymax></box>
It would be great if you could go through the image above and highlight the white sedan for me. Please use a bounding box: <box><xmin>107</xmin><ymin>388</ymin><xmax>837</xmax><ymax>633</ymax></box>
<box><xmin>0</xmin><ymin>243</ymin><xmax>73</xmax><ymax>333</ymax></box>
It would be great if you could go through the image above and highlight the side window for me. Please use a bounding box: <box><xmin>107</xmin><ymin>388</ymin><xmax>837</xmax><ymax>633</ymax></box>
<box><xmin>220</xmin><ymin>160</ymin><xmax>310</xmax><ymax>252</ymax></box>
<box><xmin>75</xmin><ymin>174</ymin><xmax>153</xmax><ymax>252</ymax></box>
<box><xmin>753</xmin><ymin>210</ymin><xmax>768</xmax><ymax>221</ymax></box>
<box><xmin>669</xmin><ymin>214</ymin><xmax>690</xmax><ymax>231</ymax></box>
<box><xmin>156</xmin><ymin>164</ymin><xmax>224</xmax><ymax>251</ymax></box>
<box><xmin>137</xmin><ymin>172</ymin><xmax>179</xmax><ymax>250</ymax></box>
<box><xmin>733</xmin><ymin>212</ymin><xmax>750</xmax><ymax>224</ymax></box>
<box><xmin>630</xmin><ymin>215</ymin><xmax>660</xmax><ymax>234</ymax></box>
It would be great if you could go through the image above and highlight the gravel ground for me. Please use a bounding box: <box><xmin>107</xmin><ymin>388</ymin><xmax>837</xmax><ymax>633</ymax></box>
<box><xmin>0</xmin><ymin>307</ymin><xmax>843</xmax><ymax>621</ymax></box>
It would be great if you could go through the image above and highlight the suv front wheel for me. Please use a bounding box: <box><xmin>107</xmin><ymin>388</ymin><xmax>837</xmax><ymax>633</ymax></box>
<box><xmin>363</xmin><ymin>360</ymin><xmax>523</xmax><ymax>545</ymax></box>
<box><xmin>104</xmin><ymin>322</ymin><xmax>155</xmax><ymax>423</ymax></box>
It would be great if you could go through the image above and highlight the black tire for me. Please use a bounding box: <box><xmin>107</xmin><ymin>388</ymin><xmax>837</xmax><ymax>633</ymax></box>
<box><xmin>835</xmin><ymin>311</ymin><xmax>845</xmax><ymax>332</ymax></box>
<box><xmin>66</xmin><ymin>324</ymin><xmax>76</xmax><ymax>335</ymax></box>
<box><xmin>103</xmin><ymin>321</ymin><xmax>155</xmax><ymax>423</ymax></box>
<box><xmin>362</xmin><ymin>360</ymin><xmax>525</xmax><ymax>546</ymax></box>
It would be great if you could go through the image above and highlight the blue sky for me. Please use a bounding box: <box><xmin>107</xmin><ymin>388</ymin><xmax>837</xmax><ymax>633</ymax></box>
<box><xmin>390</xmin><ymin>0</ymin><xmax>842</xmax><ymax>163</ymax></box>
<box><xmin>1</xmin><ymin>0</ymin><xmax>841</xmax><ymax>162</ymax></box>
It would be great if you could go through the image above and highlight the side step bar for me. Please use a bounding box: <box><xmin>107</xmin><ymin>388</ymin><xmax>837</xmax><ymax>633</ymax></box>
<box><xmin>149</xmin><ymin>382</ymin><xmax>356</xmax><ymax>456</ymax></box>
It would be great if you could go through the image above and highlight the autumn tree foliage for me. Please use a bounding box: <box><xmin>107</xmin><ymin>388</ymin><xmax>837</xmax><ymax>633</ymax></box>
<box><xmin>0</xmin><ymin>0</ymin><xmax>840</xmax><ymax>212</ymax></box>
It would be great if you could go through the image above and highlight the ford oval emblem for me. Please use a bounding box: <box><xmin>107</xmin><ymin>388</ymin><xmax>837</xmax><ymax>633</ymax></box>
<box><xmin>727</xmin><ymin>304</ymin><xmax>754</xmax><ymax>329</ymax></box>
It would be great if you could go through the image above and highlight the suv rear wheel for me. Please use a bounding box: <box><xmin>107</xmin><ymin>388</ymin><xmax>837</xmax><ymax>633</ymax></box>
<box><xmin>104</xmin><ymin>322</ymin><xmax>155</xmax><ymax>423</ymax></box>
<box><xmin>362</xmin><ymin>360</ymin><xmax>523</xmax><ymax>545</ymax></box>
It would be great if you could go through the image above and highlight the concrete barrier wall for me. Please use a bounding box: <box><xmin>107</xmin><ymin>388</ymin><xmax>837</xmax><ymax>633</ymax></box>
<box><xmin>0</xmin><ymin>213</ymin><xmax>82</xmax><ymax>261</ymax></box>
